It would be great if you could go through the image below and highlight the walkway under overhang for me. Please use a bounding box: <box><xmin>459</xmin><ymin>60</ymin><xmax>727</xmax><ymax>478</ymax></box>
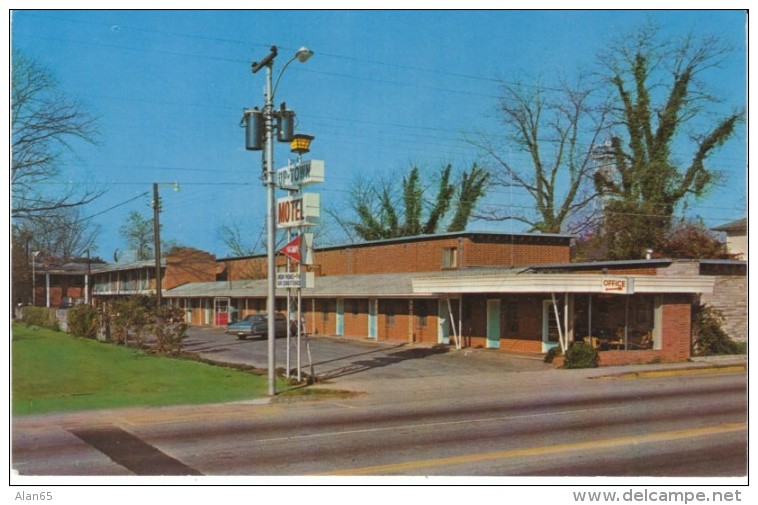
<box><xmin>412</xmin><ymin>273</ymin><xmax>715</xmax><ymax>353</ymax></box>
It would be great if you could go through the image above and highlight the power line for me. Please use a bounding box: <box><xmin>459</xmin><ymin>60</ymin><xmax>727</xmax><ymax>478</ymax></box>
<box><xmin>73</xmin><ymin>191</ymin><xmax>150</xmax><ymax>224</ymax></box>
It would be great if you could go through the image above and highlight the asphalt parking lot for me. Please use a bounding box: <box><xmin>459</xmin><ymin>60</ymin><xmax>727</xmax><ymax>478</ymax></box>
<box><xmin>181</xmin><ymin>326</ymin><xmax>548</xmax><ymax>386</ymax></box>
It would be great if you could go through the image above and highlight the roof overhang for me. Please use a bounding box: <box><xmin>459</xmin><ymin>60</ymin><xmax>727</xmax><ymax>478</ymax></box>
<box><xmin>412</xmin><ymin>274</ymin><xmax>715</xmax><ymax>295</ymax></box>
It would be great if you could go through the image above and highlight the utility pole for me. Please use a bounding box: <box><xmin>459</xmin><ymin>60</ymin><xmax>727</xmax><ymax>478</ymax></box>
<box><xmin>153</xmin><ymin>182</ymin><xmax>162</xmax><ymax>312</ymax></box>
<box><xmin>247</xmin><ymin>45</ymin><xmax>313</xmax><ymax>396</ymax></box>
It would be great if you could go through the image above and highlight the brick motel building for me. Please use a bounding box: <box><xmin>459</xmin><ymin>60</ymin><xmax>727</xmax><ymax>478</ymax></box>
<box><xmin>164</xmin><ymin>231</ymin><xmax>742</xmax><ymax>366</ymax></box>
<box><xmin>29</xmin><ymin>231</ymin><xmax>745</xmax><ymax>366</ymax></box>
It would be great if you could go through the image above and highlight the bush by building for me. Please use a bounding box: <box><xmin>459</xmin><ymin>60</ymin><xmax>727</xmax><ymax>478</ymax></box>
<box><xmin>20</xmin><ymin>306</ymin><xmax>59</xmax><ymax>331</ymax></box>
<box><xmin>66</xmin><ymin>304</ymin><xmax>100</xmax><ymax>339</ymax></box>
<box><xmin>563</xmin><ymin>341</ymin><xmax>599</xmax><ymax>369</ymax></box>
<box><xmin>693</xmin><ymin>304</ymin><xmax>741</xmax><ymax>356</ymax></box>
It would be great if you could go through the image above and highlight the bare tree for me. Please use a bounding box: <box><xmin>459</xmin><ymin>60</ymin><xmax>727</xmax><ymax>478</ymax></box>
<box><xmin>20</xmin><ymin>207</ymin><xmax>100</xmax><ymax>262</ymax></box>
<box><xmin>119</xmin><ymin>211</ymin><xmax>154</xmax><ymax>261</ymax></box>
<box><xmin>11</xmin><ymin>49</ymin><xmax>102</xmax><ymax>220</ymax></box>
<box><xmin>217</xmin><ymin>220</ymin><xmax>266</xmax><ymax>257</ymax></box>
<box><xmin>472</xmin><ymin>76</ymin><xmax>610</xmax><ymax>234</ymax></box>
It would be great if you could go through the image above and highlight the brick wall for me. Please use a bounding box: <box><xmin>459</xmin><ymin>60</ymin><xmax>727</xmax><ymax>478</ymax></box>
<box><xmin>164</xmin><ymin>248</ymin><xmax>217</xmax><ymax>289</ymax></box>
<box><xmin>223</xmin><ymin>234</ymin><xmax>572</xmax><ymax>280</ymax></box>
<box><xmin>659</xmin><ymin>294</ymin><xmax>693</xmax><ymax>361</ymax></box>
<box><xmin>465</xmin><ymin>241</ymin><xmax>569</xmax><ymax>267</ymax></box>
<box><xmin>39</xmin><ymin>282</ymin><xmax>85</xmax><ymax>308</ymax></box>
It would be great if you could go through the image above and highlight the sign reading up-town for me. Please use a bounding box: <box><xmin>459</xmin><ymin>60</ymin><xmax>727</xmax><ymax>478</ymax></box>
<box><xmin>276</xmin><ymin>159</ymin><xmax>325</xmax><ymax>190</ymax></box>
<box><xmin>602</xmin><ymin>277</ymin><xmax>634</xmax><ymax>294</ymax></box>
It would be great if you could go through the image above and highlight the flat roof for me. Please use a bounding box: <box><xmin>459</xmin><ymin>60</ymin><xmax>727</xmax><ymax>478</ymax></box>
<box><xmin>165</xmin><ymin>266</ymin><xmax>714</xmax><ymax>299</ymax></box>
<box><xmin>528</xmin><ymin>259</ymin><xmax>673</xmax><ymax>271</ymax></box>
<box><xmin>217</xmin><ymin>230</ymin><xmax>575</xmax><ymax>262</ymax></box>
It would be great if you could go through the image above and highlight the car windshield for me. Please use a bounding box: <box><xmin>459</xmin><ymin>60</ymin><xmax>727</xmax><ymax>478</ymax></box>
<box><xmin>242</xmin><ymin>314</ymin><xmax>285</xmax><ymax>322</ymax></box>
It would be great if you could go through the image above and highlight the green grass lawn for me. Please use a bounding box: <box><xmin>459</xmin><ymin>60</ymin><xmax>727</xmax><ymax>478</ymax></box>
<box><xmin>12</xmin><ymin>323</ymin><xmax>280</xmax><ymax>415</ymax></box>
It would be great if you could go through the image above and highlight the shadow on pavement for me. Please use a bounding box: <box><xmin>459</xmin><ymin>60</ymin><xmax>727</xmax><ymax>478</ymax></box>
<box><xmin>317</xmin><ymin>345</ymin><xmax>451</xmax><ymax>380</ymax></box>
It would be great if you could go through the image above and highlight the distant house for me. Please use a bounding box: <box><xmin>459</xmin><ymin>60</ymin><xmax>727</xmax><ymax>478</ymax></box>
<box><xmin>29</xmin><ymin>248</ymin><xmax>217</xmax><ymax>309</ymax></box>
<box><xmin>712</xmin><ymin>218</ymin><xmax>747</xmax><ymax>260</ymax></box>
<box><xmin>28</xmin><ymin>261</ymin><xmax>90</xmax><ymax>309</ymax></box>
<box><xmin>90</xmin><ymin>248</ymin><xmax>216</xmax><ymax>303</ymax></box>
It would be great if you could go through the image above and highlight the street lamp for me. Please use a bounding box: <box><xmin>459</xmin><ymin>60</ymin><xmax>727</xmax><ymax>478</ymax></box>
<box><xmin>248</xmin><ymin>45</ymin><xmax>313</xmax><ymax>396</ymax></box>
<box><xmin>290</xmin><ymin>133</ymin><xmax>314</xmax><ymax>156</ymax></box>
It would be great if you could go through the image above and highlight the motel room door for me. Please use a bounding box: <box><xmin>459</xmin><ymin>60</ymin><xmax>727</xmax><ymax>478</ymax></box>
<box><xmin>368</xmin><ymin>298</ymin><xmax>378</xmax><ymax>340</ymax></box>
<box><xmin>486</xmin><ymin>299</ymin><xmax>501</xmax><ymax>349</ymax></box>
<box><xmin>336</xmin><ymin>298</ymin><xmax>345</xmax><ymax>336</ymax></box>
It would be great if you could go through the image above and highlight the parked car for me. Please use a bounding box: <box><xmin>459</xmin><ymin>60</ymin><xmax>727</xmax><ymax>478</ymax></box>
<box><xmin>226</xmin><ymin>313</ymin><xmax>297</xmax><ymax>340</ymax></box>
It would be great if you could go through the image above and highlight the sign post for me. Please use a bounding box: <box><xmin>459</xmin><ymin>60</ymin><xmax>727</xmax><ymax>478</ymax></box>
<box><xmin>277</xmin><ymin>158</ymin><xmax>323</xmax><ymax>382</ymax></box>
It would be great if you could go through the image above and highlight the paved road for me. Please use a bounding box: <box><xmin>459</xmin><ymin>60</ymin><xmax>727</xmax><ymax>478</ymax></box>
<box><xmin>11</xmin><ymin>327</ymin><xmax>748</xmax><ymax>479</ymax></box>
<box><xmin>12</xmin><ymin>367</ymin><xmax>746</xmax><ymax>478</ymax></box>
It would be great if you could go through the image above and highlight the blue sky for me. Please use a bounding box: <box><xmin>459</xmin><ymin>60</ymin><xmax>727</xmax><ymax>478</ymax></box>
<box><xmin>10</xmin><ymin>9</ymin><xmax>747</xmax><ymax>260</ymax></box>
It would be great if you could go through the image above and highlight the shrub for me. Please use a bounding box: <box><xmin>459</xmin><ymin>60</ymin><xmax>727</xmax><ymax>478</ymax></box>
<box><xmin>105</xmin><ymin>296</ymin><xmax>152</xmax><ymax>345</ymax></box>
<box><xmin>151</xmin><ymin>305</ymin><xmax>187</xmax><ymax>356</ymax></box>
<box><xmin>21</xmin><ymin>307</ymin><xmax>59</xmax><ymax>330</ymax></box>
<box><xmin>97</xmin><ymin>295</ymin><xmax>186</xmax><ymax>355</ymax></box>
<box><xmin>563</xmin><ymin>341</ymin><xmax>599</xmax><ymax>369</ymax></box>
<box><xmin>543</xmin><ymin>345</ymin><xmax>562</xmax><ymax>363</ymax></box>
<box><xmin>67</xmin><ymin>304</ymin><xmax>99</xmax><ymax>339</ymax></box>
<box><xmin>692</xmin><ymin>304</ymin><xmax>739</xmax><ymax>356</ymax></box>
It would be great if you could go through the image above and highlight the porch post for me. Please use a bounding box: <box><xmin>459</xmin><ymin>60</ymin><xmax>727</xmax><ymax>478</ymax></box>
<box><xmin>624</xmin><ymin>296</ymin><xmax>630</xmax><ymax>350</ymax></box>
<box><xmin>551</xmin><ymin>293</ymin><xmax>565</xmax><ymax>353</ymax></box>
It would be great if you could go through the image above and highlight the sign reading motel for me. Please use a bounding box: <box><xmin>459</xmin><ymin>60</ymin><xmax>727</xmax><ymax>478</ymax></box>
<box><xmin>276</xmin><ymin>193</ymin><xmax>320</xmax><ymax>229</ymax></box>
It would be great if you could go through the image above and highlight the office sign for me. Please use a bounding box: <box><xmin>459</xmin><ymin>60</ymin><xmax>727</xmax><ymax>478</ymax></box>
<box><xmin>602</xmin><ymin>277</ymin><xmax>634</xmax><ymax>294</ymax></box>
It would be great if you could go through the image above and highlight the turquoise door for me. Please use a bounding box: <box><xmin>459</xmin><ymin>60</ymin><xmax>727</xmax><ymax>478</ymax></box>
<box><xmin>336</xmin><ymin>299</ymin><xmax>344</xmax><ymax>336</ymax></box>
<box><xmin>368</xmin><ymin>298</ymin><xmax>378</xmax><ymax>340</ymax></box>
<box><xmin>486</xmin><ymin>299</ymin><xmax>501</xmax><ymax>349</ymax></box>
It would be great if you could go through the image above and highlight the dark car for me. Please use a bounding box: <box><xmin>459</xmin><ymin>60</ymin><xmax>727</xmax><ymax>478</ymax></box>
<box><xmin>226</xmin><ymin>313</ymin><xmax>296</xmax><ymax>340</ymax></box>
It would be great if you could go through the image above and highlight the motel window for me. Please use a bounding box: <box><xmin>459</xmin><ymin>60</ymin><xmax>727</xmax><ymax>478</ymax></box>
<box><xmin>381</xmin><ymin>300</ymin><xmax>395</xmax><ymax>326</ymax></box>
<box><xmin>442</xmin><ymin>247</ymin><xmax>458</xmax><ymax>269</ymax></box>
<box><xmin>319</xmin><ymin>300</ymin><xmax>334</xmax><ymax>323</ymax></box>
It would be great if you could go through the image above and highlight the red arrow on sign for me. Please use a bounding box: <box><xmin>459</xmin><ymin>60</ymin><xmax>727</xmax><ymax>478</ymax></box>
<box><xmin>279</xmin><ymin>234</ymin><xmax>302</xmax><ymax>263</ymax></box>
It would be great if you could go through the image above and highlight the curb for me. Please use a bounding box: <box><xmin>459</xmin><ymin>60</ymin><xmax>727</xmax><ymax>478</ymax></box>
<box><xmin>596</xmin><ymin>363</ymin><xmax>747</xmax><ymax>380</ymax></box>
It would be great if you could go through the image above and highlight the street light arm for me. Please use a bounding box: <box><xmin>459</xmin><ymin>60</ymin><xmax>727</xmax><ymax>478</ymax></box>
<box><xmin>252</xmin><ymin>46</ymin><xmax>278</xmax><ymax>74</ymax></box>
<box><xmin>272</xmin><ymin>55</ymin><xmax>299</xmax><ymax>101</ymax></box>
<box><xmin>272</xmin><ymin>47</ymin><xmax>313</xmax><ymax>101</ymax></box>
